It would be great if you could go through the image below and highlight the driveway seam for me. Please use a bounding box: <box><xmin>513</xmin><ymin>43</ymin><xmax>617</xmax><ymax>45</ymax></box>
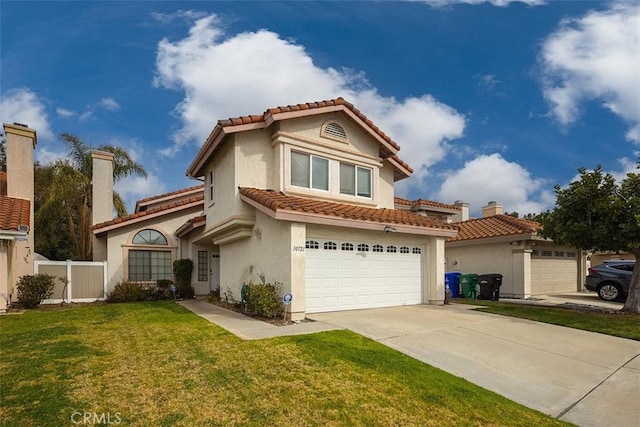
<box><xmin>555</xmin><ymin>352</ymin><xmax>640</xmax><ymax>420</ymax></box>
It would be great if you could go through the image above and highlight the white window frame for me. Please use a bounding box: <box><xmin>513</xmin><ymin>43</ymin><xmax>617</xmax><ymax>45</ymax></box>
<box><xmin>291</xmin><ymin>151</ymin><xmax>330</xmax><ymax>191</ymax></box>
<box><xmin>208</xmin><ymin>169</ymin><xmax>215</xmax><ymax>204</ymax></box>
<box><xmin>340</xmin><ymin>163</ymin><xmax>372</xmax><ymax>198</ymax></box>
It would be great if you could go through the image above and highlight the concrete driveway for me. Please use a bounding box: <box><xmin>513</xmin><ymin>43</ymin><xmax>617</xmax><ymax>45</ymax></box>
<box><xmin>308</xmin><ymin>304</ymin><xmax>640</xmax><ymax>426</ymax></box>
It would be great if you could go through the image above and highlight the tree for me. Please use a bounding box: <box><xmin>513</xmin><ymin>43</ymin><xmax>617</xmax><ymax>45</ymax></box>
<box><xmin>538</xmin><ymin>163</ymin><xmax>640</xmax><ymax>313</ymax></box>
<box><xmin>0</xmin><ymin>137</ymin><xmax>6</xmax><ymax>172</ymax></box>
<box><xmin>34</xmin><ymin>162</ymin><xmax>74</xmax><ymax>260</ymax></box>
<box><xmin>36</xmin><ymin>133</ymin><xmax>147</xmax><ymax>260</ymax></box>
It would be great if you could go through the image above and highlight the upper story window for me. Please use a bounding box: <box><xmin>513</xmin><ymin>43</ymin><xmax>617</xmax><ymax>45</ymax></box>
<box><xmin>291</xmin><ymin>151</ymin><xmax>329</xmax><ymax>191</ymax></box>
<box><xmin>340</xmin><ymin>163</ymin><xmax>371</xmax><ymax>198</ymax></box>
<box><xmin>208</xmin><ymin>169</ymin><xmax>215</xmax><ymax>203</ymax></box>
<box><xmin>321</xmin><ymin>122</ymin><xmax>347</xmax><ymax>142</ymax></box>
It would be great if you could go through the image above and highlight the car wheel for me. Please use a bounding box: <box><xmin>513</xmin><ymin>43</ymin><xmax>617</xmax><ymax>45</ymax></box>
<box><xmin>597</xmin><ymin>283</ymin><xmax>622</xmax><ymax>301</ymax></box>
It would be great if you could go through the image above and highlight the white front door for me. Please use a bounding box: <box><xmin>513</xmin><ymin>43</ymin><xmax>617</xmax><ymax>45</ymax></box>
<box><xmin>305</xmin><ymin>239</ymin><xmax>422</xmax><ymax>313</ymax></box>
<box><xmin>210</xmin><ymin>254</ymin><xmax>220</xmax><ymax>292</ymax></box>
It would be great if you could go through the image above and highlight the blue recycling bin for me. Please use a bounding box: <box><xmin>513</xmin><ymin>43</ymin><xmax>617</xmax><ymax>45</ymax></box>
<box><xmin>445</xmin><ymin>272</ymin><xmax>463</xmax><ymax>298</ymax></box>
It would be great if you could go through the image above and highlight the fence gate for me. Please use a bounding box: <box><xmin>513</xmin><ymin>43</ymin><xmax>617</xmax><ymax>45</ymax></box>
<box><xmin>34</xmin><ymin>260</ymin><xmax>108</xmax><ymax>303</ymax></box>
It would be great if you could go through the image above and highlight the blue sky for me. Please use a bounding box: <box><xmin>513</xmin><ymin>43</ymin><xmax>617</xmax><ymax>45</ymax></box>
<box><xmin>2</xmin><ymin>0</ymin><xmax>639</xmax><ymax>216</ymax></box>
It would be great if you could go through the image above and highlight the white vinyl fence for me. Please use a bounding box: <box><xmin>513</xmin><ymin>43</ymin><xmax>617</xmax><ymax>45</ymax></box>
<box><xmin>34</xmin><ymin>260</ymin><xmax>108</xmax><ymax>303</ymax></box>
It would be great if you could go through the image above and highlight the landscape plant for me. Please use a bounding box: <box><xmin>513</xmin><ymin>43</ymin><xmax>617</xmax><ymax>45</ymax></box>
<box><xmin>15</xmin><ymin>273</ymin><xmax>55</xmax><ymax>308</ymax></box>
<box><xmin>173</xmin><ymin>258</ymin><xmax>194</xmax><ymax>298</ymax></box>
<box><xmin>245</xmin><ymin>281</ymin><xmax>284</xmax><ymax>318</ymax></box>
<box><xmin>538</xmin><ymin>162</ymin><xmax>640</xmax><ymax>312</ymax></box>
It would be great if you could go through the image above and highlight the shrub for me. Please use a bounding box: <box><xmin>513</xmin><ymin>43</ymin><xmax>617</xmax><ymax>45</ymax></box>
<box><xmin>107</xmin><ymin>281</ymin><xmax>146</xmax><ymax>303</ymax></box>
<box><xmin>245</xmin><ymin>281</ymin><xmax>284</xmax><ymax>318</ymax></box>
<box><xmin>156</xmin><ymin>279</ymin><xmax>172</xmax><ymax>290</ymax></box>
<box><xmin>16</xmin><ymin>274</ymin><xmax>55</xmax><ymax>308</ymax></box>
<box><xmin>173</xmin><ymin>259</ymin><xmax>194</xmax><ymax>299</ymax></box>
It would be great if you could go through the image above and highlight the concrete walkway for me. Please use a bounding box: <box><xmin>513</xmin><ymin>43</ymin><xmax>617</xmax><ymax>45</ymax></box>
<box><xmin>179</xmin><ymin>299</ymin><xmax>640</xmax><ymax>426</ymax></box>
<box><xmin>178</xmin><ymin>299</ymin><xmax>341</xmax><ymax>340</ymax></box>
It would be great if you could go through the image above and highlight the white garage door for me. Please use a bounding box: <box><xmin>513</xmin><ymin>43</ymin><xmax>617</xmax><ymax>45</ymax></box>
<box><xmin>305</xmin><ymin>239</ymin><xmax>422</xmax><ymax>313</ymax></box>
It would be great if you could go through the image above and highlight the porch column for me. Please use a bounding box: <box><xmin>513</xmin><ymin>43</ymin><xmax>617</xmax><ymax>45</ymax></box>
<box><xmin>511</xmin><ymin>245</ymin><xmax>532</xmax><ymax>299</ymax></box>
<box><xmin>425</xmin><ymin>237</ymin><xmax>445</xmax><ymax>305</ymax></box>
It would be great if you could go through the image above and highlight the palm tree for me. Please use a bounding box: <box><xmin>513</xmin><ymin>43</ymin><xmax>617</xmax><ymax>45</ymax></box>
<box><xmin>36</xmin><ymin>133</ymin><xmax>147</xmax><ymax>260</ymax></box>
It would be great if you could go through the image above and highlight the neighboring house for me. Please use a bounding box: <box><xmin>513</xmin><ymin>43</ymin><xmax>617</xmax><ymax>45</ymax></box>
<box><xmin>93</xmin><ymin>98</ymin><xmax>458</xmax><ymax>320</ymax></box>
<box><xmin>0</xmin><ymin>123</ymin><xmax>37</xmax><ymax>313</ymax></box>
<box><xmin>445</xmin><ymin>201</ymin><xmax>587</xmax><ymax>298</ymax></box>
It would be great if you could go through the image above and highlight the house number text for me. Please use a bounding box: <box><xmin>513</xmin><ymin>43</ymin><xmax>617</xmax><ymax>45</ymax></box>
<box><xmin>292</xmin><ymin>246</ymin><xmax>305</xmax><ymax>252</ymax></box>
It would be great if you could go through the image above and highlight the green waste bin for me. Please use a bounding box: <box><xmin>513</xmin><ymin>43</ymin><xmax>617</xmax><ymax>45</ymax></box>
<box><xmin>460</xmin><ymin>274</ymin><xmax>479</xmax><ymax>299</ymax></box>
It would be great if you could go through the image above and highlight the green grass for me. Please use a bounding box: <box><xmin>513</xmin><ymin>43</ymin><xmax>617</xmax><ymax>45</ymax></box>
<box><xmin>455</xmin><ymin>300</ymin><xmax>640</xmax><ymax>340</ymax></box>
<box><xmin>0</xmin><ymin>301</ymin><xmax>567</xmax><ymax>426</ymax></box>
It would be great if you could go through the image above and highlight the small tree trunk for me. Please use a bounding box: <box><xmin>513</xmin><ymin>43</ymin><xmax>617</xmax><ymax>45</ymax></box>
<box><xmin>622</xmin><ymin>250</ymin><xmax>640</xmax><ymax>313</ymax></box>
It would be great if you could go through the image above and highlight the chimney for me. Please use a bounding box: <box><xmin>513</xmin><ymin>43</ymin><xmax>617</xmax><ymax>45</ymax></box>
<box><xmin>452</xmin><ymin>200</ymin><xmax>470</xmax><ymax>222</ymax></box>
<box><xmin>482</xmin><ymin>201</ymin><xmax>503</xmax><ymax>217</ymax></box>
<box><xmin>91</xmin><ymin>150</ymin><xmax>113</xmax><ymax>261</ymax></box>
<box><xmin>3</xmin><ymin>122</ymin><xmax>37</xmax><ymax>304</ymax></box>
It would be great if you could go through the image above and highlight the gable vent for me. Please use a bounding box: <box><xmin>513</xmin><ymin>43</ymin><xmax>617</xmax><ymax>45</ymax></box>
<box><xmin>322</xmin><ymin>122</ymin><xmax>347</xmax><ymax>141</ymax></box>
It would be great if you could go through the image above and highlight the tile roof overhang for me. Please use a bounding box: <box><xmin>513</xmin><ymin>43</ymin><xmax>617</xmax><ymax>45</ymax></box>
<box><xmin>0</xmin><ymin>196</ymin><xmax>30</xmax><ymax>239</ymax></box>
<box><xmin>239</xmin><ymin>187</ymin><xmax>458</xmax><ymax>238</ymax></box>
<box><xmin>175</xmin><ymin>215</ymin><xmax>206</xmax><ymax>238</ymax></box>
<box><xmin>394</xmin><ymin>197</ymin><xmax>461</xmax><ymax>214</ymax></box>
<box><xmin>135</xmin><ymin>184</ymin><xmax>204</xmax><ymax>213</ymax></box>
<box><xmin>446</xmin><ymin>214</ymin><xmax>541</xmax><ymax>245</ymax></box>
<box><xmin>92</xmin><ymin>195</ymin><xmax>204</xmax><ymax>235</ymax></box>
<box><xmin>186</xmin><ymin>98</ymin><xmax>413</xmax><ymax>181</ymax></box>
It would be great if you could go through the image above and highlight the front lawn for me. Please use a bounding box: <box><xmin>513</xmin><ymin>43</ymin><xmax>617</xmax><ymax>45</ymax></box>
<box><xmin>0</xmin><ymin>301</ymin><xmax>566</xmax><ymax>426</ymax></box>
<box><xmin>455</xmin><ymin>300</ymin><xmax>640</xmax><ymax>341</ymax></box>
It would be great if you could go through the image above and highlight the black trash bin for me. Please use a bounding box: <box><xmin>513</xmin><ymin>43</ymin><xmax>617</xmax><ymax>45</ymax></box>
<box><xmin>477</xmin><ymin>274</ymin><xmax>503</xmax><ymax>301</ymax></box>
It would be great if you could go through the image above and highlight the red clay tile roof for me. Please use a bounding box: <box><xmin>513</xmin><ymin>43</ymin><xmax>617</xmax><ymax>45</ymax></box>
<box><xmin>394</xmin><ymin>197</ymin><xmax>460</xmax><ymax>211</ymax></box>
<box><xmin>92</xmin><ymin>194</ymin><xmax>204</xmax><ymax>231</ymax></box>
<box><xmin>217</xmin><ymin>97</ymin><xmax>402</xmax><ymax>152</ymax></box>
<box><xmin>189</xmin><ymin>97</ymin><xmax>413</xmax><ymax>178</ymax></box>
<box><xmin>448</xmin><ymin>215</ymin><xmax>541</xmax><ymax>242</ymax></box>
<box><xmin>239</xmin><ymin>187</ymin><xmax>458</xmax><ymax>231</ymax></box>
<box><xmin>0</xmin><ymin>172</ymin><xmax>6</xmax><ymax>196</ymax></box>
<box><xmin>0</xmin><ymin>196</ymin><xmax>30</xmax><ymax>232</ymax></box>
<box><xmin>135</xmin><ymin>184</ymin><xmax>204</xmax><ymax>206</ymax></box>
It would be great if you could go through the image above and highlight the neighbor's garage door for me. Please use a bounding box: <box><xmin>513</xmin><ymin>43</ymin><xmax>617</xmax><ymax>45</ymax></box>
<box><xmin>305</xmin><ymin>239</ymin><xmax>422</xmax><ymax>313</ymax></box>
<box><xmin>531</xmin><ymin>247</ymin><xmax>578</xmax><ymax>294</ymax></box>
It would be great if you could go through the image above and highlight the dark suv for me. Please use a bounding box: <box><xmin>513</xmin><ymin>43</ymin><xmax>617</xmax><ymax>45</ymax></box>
<box><xmin>585</xmin><ymin>260</ymin><xmax>635</xmax><ymax>301</ymax></box>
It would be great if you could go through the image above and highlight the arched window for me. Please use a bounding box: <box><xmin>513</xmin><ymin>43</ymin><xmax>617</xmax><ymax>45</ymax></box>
<box><xmin>324</xmin><ymin>241</ymin><xmax>337</xmax><ymax>250</ymax></box>
<box><xmin>132</xmin><ymin>229</ymin><xmax>168</xmax><ymax>245</ymax></box>
<box><xmin>306</xmin><ymin>240</ymin><xmax>319</xmax><ymax>249</ymax></box>
<box><xmin>341</xmin><ymin>242</ymin><xmax>354</xmax><ymax>251</ymax></box>
<box><xmin>128</xmin><ymin>229</ymin><xmax>172</xmax><ymax>282</ymax></box>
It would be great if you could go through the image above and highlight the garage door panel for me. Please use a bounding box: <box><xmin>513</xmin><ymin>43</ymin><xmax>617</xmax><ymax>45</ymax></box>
<box><xmin>306</xmin><ymin>239</ymin><xmax>422</xmax><ymax>313</ymax></box>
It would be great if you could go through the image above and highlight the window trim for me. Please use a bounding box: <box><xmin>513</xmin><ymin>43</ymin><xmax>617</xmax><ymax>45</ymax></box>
<box><xmin>291</xmin><ymin>151</ymin><xmax>330</xmax><ymax>192</ymax></box>
<box><xmin>340</xmin><ymin>162</ymin><xmax>372</xmax><ymax>198</ymax></box>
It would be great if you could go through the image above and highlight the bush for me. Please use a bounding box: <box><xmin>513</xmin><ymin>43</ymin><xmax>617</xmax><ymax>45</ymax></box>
<box><xmin>107</xmin><ymin>281</ymin><xmax>146</xmax><ymax>303</ymax></box>
<box><xmin>173</xmin><ymin>259</ymin><xmax>194</xmax><ymax>299</ymax></box>
<box><xmin>245</xmin><ymin>281</ymin><xmax>284</xmax><ymax>318</ymax></box>
<box><xmin>16</xmin><ymin>274</ymin><xmax>55</xmax><ymax>308</ymax></box>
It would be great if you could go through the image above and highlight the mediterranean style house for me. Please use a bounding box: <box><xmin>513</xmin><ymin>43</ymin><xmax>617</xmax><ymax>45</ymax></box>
<box><xmin>92</xmin><ymin>98</ymin><xmax>458</xmax><ymax>320</ymax></box>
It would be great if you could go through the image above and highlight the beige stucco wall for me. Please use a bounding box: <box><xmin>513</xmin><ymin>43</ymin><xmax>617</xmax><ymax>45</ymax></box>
<box><xmin>445</xmin><ymin>242</ymin><xmax>525</xmax><ymax>298</ymax></box>
<box><xmin>4</xmin><ymin>124</ymin><xmax>36</xmax><ymax>290</ymax></box>
<box><xmin>102</xmin><ymin>206</ymin><xmax>204</xmax><ymax>291</ymax></box>
<box><xmin>0</xmin><ymin>241</ymin><xmax>11</xmax><ymax>313</ymax></box>
<box><xmin>219</xmin><ymin>210</ymin><xmax>300</xmax><ymax>315</ymax></box>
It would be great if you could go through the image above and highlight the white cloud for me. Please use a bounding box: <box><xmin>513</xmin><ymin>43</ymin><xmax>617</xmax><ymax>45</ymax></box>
<box><xmin>539</xmin><ymin>2</ymin><xmax>640</xmax><ymax>143</ymax></box>
<box><xmin>0</xmin><ymin>88</ymin><xmax>53</xmax><ymax>140</ymax></box>
<box><xmin>78</xmin><ymin>110</ymin><xmax>93</xmax><ymax>121</ymax></box>
<box><xmin>421</xmin><ymin>0</ymin><xmax>545</xmax><ymax>7</ymax></box>
<box><xmin>153</xmin><ymin>14</ymin><xmax>465</xmax><ymax>192</ymax></box>
<box><xmin>436</xmin><ymin>153</ymin><xmax>554</xmax><ymax>215</ymax></box>
<box><xmin>99</xmin><ymin>97</ymin><xmax>121</xmax><ymax>111</ymax></box>
<box><xmin>115</xmin><ymin>174</ymin><xmax>167</xmax><ymax>213</ymax></box>
<box><xmin>151</xmin><ymin>10</ymin><xmax>208</xmax><ymax>24</ymax></box>
<box><xmin>56</xmin><ymin>107</ymin><xmax>76</xmax><ymax>118</ymax></box>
